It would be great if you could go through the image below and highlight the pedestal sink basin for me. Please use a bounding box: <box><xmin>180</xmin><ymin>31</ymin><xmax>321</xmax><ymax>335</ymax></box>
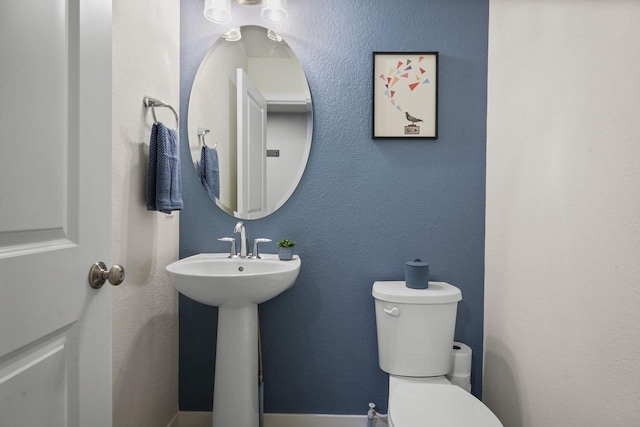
<box><xmin>166</xmin><ymin>253</ymin><xmax>300</xmax><ymax>307</ymax></box>
<box><xmin>166</xmin><ymin>253</ymin><xmax>300</xmax><ymax>427</ymax></box>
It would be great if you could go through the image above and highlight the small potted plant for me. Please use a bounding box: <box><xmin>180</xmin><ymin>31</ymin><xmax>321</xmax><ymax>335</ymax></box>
<box><xmin>276</xmin><ymin>238</ymin><xmax>296</xmax><ymax>261</ymax></box>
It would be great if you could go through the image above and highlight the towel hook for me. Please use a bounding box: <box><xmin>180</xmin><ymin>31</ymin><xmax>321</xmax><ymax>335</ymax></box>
<box><xmin>144</xmin><ymin>96</ymin><xmax>179</xmax><ymax>130</ymax></box>
<box><xmin>198</xmin><ymin>127</ymin><xmax>215</xmax><ymax>148</ymax></box>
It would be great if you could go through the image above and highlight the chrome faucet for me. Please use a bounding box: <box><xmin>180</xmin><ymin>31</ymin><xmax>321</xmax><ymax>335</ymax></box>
<box><xmin>233</xmin><ymin>221</ymin><xmax>248</xmax><ymax>257</ymax></box>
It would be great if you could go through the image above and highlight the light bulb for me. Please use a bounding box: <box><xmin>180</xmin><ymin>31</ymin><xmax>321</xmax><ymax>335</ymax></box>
<box><xmin>222</xmin><ymin>27</ymin><xmax>242</xmax><ymax>42</ymax></box>
<box><xmin>204</xmin><ymin>0</ymin><xmax>232</xmax><ymax>23</ymax></box>
<box><xmin>261</xmin><ymin>0</ymin><xmax>287</xmax><ymax>23</ymax></box>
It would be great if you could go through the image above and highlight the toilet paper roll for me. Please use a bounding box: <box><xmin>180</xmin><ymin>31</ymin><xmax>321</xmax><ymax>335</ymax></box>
<box><xmin>450</xmin><ymin>341</ymin><xmax>472</xmax><ymax>377</ymax></box>
<box><xmin>448</xmin><ymin>374</ymin><xmax>472</xmax><ymax>393</ymax></box>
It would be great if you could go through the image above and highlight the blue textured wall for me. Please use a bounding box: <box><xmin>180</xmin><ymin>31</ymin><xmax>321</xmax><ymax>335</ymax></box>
<box><xmin>179</xmin><ymin>0</ymin><xmax>489</xmax><ymax>414</ymax></box>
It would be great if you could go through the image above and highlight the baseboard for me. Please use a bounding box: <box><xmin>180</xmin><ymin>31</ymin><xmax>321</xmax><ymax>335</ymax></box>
<box><xmin>167</xmin><ymin>411</ymin><xmax>209</xmax><ymax>427</ymax></box>
<box><xmin>166</xmin><ymin>412</ymin><xmax>181</xmax><ymax>427</ymax></box>
<box><xmin>169</xmin><ymin>411</ymin><xmax>388</xmax><ymax>427</ymax></box>
<box><xmin>266</xmin><ymin>413</ymin><xmax>379</xmax><ymax>427</ymax></box>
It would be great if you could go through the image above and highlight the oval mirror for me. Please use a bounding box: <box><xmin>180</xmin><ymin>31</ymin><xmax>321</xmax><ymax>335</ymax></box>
<box><xmin>188</xmin><ymin>25</ymin><xmax>313</xmax><ymax>220</ymax></box>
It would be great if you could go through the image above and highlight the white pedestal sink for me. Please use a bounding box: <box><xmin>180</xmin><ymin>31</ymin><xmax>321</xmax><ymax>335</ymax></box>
<box><xmin>166</xmin><ymin>253</ymin><xmax>300</xmax><ymax>427</ymax></box>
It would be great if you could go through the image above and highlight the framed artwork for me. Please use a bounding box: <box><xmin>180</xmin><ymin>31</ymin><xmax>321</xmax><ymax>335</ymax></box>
<box><xmin>372</xmin><ymin>52</ymin><xmax>438</xmax><ymax>139</ymax></box>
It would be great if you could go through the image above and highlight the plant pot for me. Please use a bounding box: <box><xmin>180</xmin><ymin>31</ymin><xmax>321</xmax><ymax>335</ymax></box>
<box><xmin>278</xmin><ymin>247</ymin><xmax>294</xmax><ymax>261</ymax></box>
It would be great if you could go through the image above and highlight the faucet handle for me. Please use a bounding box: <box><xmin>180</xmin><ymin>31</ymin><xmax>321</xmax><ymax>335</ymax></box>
<box><xmin>250</xmin><ymin>238</ymin><xmax>272</xmax><ymax>259</ymax></box>
<box><xmin>218</xmin><ymin>237</ymin><xmax>238</xmax><ymax>258</ymax></box>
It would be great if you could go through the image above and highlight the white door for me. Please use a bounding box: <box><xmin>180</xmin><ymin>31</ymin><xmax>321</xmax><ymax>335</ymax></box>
<box><xmin>237</xmin><ymin>68</ymin><xmax>267</xmax><ymax>218</ymax></box>
<box><xmin>0</xmin><ymin>0</ymin><xmax>112</xmax><ymax>426</ymax></box>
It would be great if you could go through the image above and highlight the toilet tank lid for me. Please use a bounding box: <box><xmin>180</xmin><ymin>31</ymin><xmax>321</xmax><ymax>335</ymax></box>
<box><xmin>372</xmin><ymin>281</ymin><xmax>462</xmax><ymax>304</ymax></box>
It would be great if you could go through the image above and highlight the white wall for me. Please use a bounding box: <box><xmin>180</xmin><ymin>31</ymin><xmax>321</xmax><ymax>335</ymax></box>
<box><xmin>485</xmin><ymin>1</ymin><xmax>640</xmax><ymax>426</ymax></box>
<box><xmin>112</xmin><ymin>0</ymin><xmax>180</xmax><ymax>425</ymax></box>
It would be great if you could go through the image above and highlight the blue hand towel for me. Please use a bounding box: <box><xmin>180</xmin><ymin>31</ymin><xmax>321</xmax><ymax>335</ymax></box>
<box><xmin>199</xmin><ymin>145</ymin><xmax>220</xmax><ymax>200</ymax></box>
<box><xmin>146</xmin><ymin>122</ymin><xmax>183</xmax><ymax>213</ymax></box>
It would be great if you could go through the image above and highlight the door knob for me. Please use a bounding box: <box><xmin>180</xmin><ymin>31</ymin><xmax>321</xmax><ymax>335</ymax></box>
<box><xmin>89</xmin><ymin>262</ymin><xmax>125</xmax><ymax>289</ymax></box>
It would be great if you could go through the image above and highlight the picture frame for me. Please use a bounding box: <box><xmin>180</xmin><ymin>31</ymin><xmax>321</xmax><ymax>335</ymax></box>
<box><xmin>372</xmin><ymin>52</ymin><xmax>438</xmax><ymax>139</ymax></box>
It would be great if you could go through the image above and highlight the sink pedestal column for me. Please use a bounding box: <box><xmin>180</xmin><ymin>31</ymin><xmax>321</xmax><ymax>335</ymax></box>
<box><xmin>212</xmin><ymin>303</ymin><xmax>259</xmax><ymax>427</ymax></box>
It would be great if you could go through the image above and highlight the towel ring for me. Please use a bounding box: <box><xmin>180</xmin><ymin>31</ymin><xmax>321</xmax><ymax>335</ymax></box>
<box><xmin>144</xmin><ymin>96</ymin><xmax>179</xmax><ymax>130</ymax></box>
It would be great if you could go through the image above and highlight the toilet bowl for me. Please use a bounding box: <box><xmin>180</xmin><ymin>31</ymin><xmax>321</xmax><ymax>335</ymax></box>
<box><xmin>387</xmin><ymin>376</ymin><xmax>502</xmax><ymax>427</ymax></box>
<box><xmin>373</xmin><ymin>281</ymin><xmax>503</xmax><ymax>427</ymax></box>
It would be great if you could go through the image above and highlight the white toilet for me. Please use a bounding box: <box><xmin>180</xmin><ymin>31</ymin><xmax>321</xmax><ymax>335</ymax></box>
<box><xmin>373</xmin><ymin>281</ymin><xmax>503</xmax><ymax>427</ymax></box>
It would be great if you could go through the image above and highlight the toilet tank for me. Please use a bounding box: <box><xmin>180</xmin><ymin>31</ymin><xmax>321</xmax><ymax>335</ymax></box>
<box><xmin>373</xmin><ymin>281</ymin><xmax>462</xmax><ymax>377</ymax></box>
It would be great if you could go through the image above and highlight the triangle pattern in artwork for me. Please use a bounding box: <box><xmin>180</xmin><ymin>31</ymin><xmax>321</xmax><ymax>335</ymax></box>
<box><xmin>409</xmin><ymin>82</ymin><xmax>420</xmax><ymax>91</ymax></box>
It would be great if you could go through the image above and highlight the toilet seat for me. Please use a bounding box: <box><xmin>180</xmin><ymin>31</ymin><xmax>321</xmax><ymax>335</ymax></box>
<box><xmin>389</xmin><ymin>383</ymin><xmax>502</xmax><ymax>427</ymax></box>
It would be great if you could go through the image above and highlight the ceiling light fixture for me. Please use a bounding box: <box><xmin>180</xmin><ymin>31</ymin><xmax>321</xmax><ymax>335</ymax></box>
<box><xmin>204</xmin><ymin>0</ymin><xmax>288</xmax><ymax>24</ymax></box>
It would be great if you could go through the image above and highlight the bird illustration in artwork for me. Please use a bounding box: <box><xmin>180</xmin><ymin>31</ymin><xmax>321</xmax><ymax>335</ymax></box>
<box><xmin>405</xmin><ymin>112</ymin><xmax>424</xmax><ymax>125</ymax></box>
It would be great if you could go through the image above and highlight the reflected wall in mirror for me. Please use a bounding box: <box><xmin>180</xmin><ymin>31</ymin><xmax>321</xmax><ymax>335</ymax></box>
<box><xmin>188</xmin><ymin>25</ymin><xmax>313</xmax><ymax>220</ymax></box>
